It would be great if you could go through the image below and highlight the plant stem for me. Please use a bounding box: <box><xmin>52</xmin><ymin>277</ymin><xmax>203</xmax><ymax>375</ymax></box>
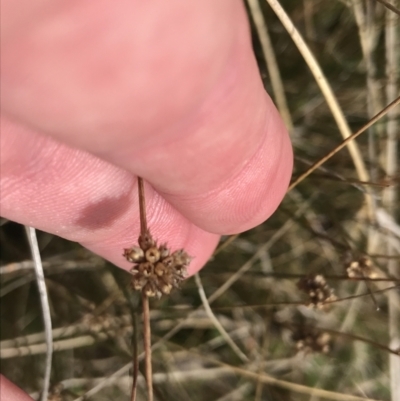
<box><xmin>142</xmin><ymin>291</ymin><xmax>153</xmax><ymax>401</ymax></box>
<box><xmin>130</xmin><ymin>312</ymin><xmax>138</xmax><ymax>401</ymax></box>
<box><xmin>138</xmin><ymin>177</ymin><xmax>148</xmax><ymax>235</ymax></box>
<box><xmin>25</xmin><ymin>226</ymin><xmax>53</xmax><ymax>401</ymax></box>
<box><xmin>137</xmin><ymin>176</ymin><xmax>153</xmax><ymax>401</ymax></box>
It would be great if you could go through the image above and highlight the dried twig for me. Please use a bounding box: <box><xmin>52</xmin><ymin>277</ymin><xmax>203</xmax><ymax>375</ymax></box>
<box><xmin>375</xmin><ymin>0</ymin><xmax>400</xmax><ymax>16</ymax></box>
<box><xmin>141</xmin><ymin>291</ymin><xmax>153</xmax><ymax>401</ymax></box>
<box><xmin>246</xmin><ymin>0</ymin><xmax>293</xmax><ymax>132</ymax></box>
<box><xmin>289</xmin><ymin>96</ymin><xmax>400</xmax><ymax>191</ymax></box>
<box><xmin>195</xmin><ymin>273</ymin><xmax>249</xmax><ymax>363</ymax></box>
<box><xmin>1</xmin><ymin>333</ymin><xmax>109</xmax><ymax>359</ymax></box>
<box><xmin>25</xmin><ymin>226</ymin><xmax>53</xmax><ymax>401</ymax></box>
<box><xmin>264</xmin><ymin>0</ymin><xmax>373</xmax><ymax>220</ymax></box>
<box><xmin>130</xmin><ymin>312</ymin><xmax>139</xmax><ymax>401</ymax></box>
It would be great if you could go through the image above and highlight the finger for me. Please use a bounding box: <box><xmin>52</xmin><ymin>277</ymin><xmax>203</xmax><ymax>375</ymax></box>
<box><xmin>0</xmin><ymin>118</ymin><xmax>219</xmax><ymax>275</ymax></box>
<box><xmin>1</xmin><ymin>0</ymin><xmax>293</xmax><ymax>234</ymax></box>
<box><xmin>0</xmin><ymin>375</ymin><xmax>33</xmax><ymax>401</ymax></box>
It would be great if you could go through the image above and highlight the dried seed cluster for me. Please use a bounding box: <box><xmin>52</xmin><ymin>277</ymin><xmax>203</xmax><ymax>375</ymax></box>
<box><xmin>124</xmin><ymin>231</ymin><xmax>191</xmax><ymax>298</ymax></box>
<box><xmin>82</xmin><ymin>313</ymin><xmax>117</xmax><ymax>333</ymax></box>
<box><xmin>81</xmin><ymin>313</ymin><xmax>131</xmax><ymax>340</ymax></box>
<box><xmin>297</xmin><ymin>274</ymin><xmax>337</xmax><ymax>309</ymax></box>
<box><xmin>46</xmin><ymin>383</ymin><xmax>64</xmax><ymax>401</ymax></box>
<box><xmin>346</xmin><ymin>256</ymin><xmax>376</xmax><ymax>279</ymax></box>
<box><xmin>292</xmin><ymin>328</ymin><xmax>332</xmax><ymax>354</ymax></box>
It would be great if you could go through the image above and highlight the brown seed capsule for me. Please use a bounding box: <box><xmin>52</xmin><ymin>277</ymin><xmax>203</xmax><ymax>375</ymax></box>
<box><xmin>292</xmin><ymin>327</ymin><xmax>332</xmax><ymax>355</ymax></box>
<box><xmin>172</xmin><ymin>249</ymin><xmax>192</xmax><ymax>267</ymax></box>
<box><xmin>346</xmin><ymin>256</ymin><xmax>376</xmax><ymax>278</ymax></box>
<box><xmin>123</xmin><ymin>246</ymin><xmax>144</xmax><ymax>263</ymax></box>
<box><xmin>159</xmin><ymin>244</ymin><xmax>170</xmax><ymax>258</ymax></box>
<box><xmin>145</xmin><ymin>247</ymin><xmax>161</xmax><ymax>263</ymax></box>
<box><xmin>154</xmin><ymin>262</ymin><xmax>165</xmax><ymax>276</ymax></box>
<box><xmin>138</xmin><ymin>232</ymin><xmax>156</xmax><ymax>251</ymax></box>
<box><xmin>161</xmin><ymin>283</ymin><xmax>172</xmax><ymax>294</ymax></box>
<box><xmin>138</xmin><ymin>262</ymin><xmax>153</xmax><ymax>277</ymax></box>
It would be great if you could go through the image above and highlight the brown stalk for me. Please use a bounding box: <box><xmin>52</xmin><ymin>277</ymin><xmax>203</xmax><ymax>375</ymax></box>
<box><xmin>361</xmin><ymin>272</ymin><xmax>380</xmax><ymax>311</ymax></box>
<box><xmin>141</xmin><ymin>291</ymin><xmax>153</xmax><ymax>401</ymax></box>
<box><xmin>138</xmin><ymin>177</ymin><xmax>148</xmax><ymax>237</ymax></box>
<box><xmin>137</xmin><ymin>177</ymin><xmax>153</xmax><ymax>401</ymax></box>
<box><xmin>130</xmin><ymin>312</ymin><xmax>138</xmax><ymax>401</ymax></box>
<box><xmin>124</xmin><ymin>178</ymin><xmax>191</xmax><ymax>399</ymax></box>
<box><xmin>374</xmin><ymin>0</ymin><xmax>400</xmax><ymax>16</ymax></box>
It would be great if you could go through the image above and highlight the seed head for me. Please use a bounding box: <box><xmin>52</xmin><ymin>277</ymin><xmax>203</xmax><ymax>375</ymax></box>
<box><xmin>297</xmin><ymin>274</ymin><xmax>337</xmax><ymax>309</ymax></box>
<box><xmin>346</xmin><ymin>256</ymin><xmax>376</xmax><ymax>279</ymax></box>
<box><xmin>124</xmin><ymin>246</ymin><xmax>144</xmax><ymax>263</ymax></box>
<box><xmin>292</xmin><ymin>327</ymin><xmax>332</xmax><ymax>354</ymax></box>
<box><xmin>124</xmin><ymin>230</ymin><xmax>191</xmax><ymax>298</ymax></box>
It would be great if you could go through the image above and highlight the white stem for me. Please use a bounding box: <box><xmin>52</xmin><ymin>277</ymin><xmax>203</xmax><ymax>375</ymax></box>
<box><xmin>25</xmin><ymin>226</ymin><xmax>53</xmax><ymax>401</ymax></box>
<box><xmin>195</xmin><ymin>273</ymin><xmax>249</xmax><ymax>363</ymax></box>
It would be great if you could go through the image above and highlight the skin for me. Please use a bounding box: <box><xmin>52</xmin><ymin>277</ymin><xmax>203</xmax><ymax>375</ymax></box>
<box><xmin>0</xmin><ymin>376</ymin><xmax>33</xmax><ymax>401</ymax></box>
<box><xmin>0</xmin><ymin>0</ymin><xmax>293</xmax><ymax>398</ymax></box>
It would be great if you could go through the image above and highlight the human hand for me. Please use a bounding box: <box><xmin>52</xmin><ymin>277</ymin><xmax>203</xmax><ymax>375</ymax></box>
<box><xmin>1</xmin><ymin>0</ymin><xmax>292</xmax><ymax>276</ymax></box>
<box><xmin>1</xmin><ymin>0</ymin><xmax>292</xmax><ymax>397</ymax></box>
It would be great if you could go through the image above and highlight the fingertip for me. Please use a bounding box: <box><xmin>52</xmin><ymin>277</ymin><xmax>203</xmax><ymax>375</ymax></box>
<box><xmin>0</xmin><ymin>375</ymin><xmax>34</xmax><ymax>401</ymax></box>
<box><xmin>161</xmin><ymin>93</ymin><xmax>293</xmax><ymax>234</ymax></box>
<box><xmin>184</xmin><ymin>229</ymin><xmax>221</xmax><ymax>276</ymax></box>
